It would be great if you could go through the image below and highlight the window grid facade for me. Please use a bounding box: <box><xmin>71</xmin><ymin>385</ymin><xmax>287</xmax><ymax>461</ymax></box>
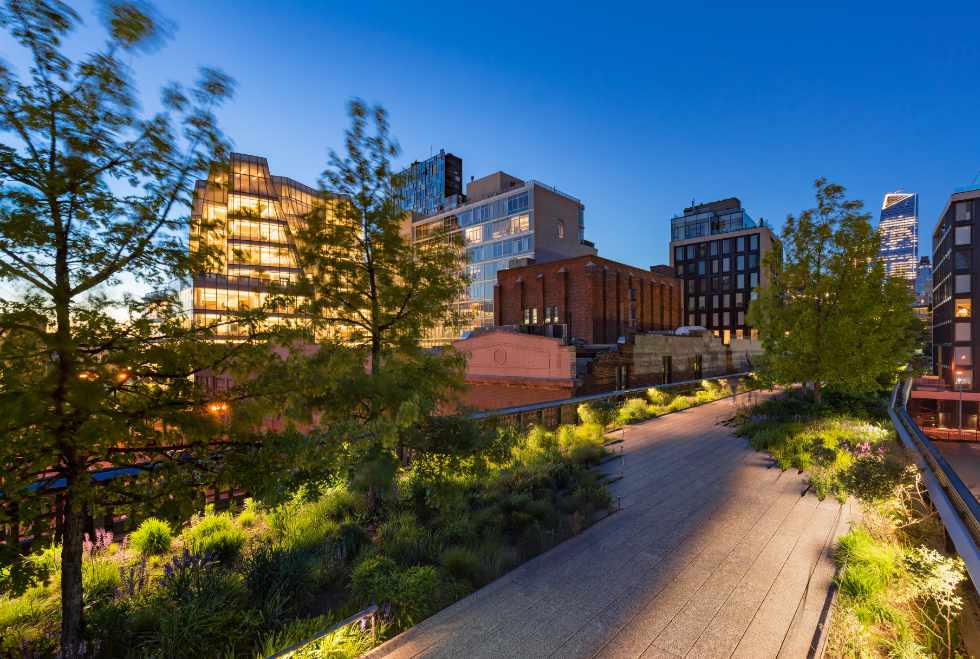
<box><xmin>932</xmin><ymin>190</ymin><xmax>980</xmax><ymax>390</ymax></box>
<box><xmin>190</xmin><ymin>153</ymin><xmax>322</xmax><ymax>338</ymax></box>
<box><xmin>669</xmin><ymin>199</ymin><xmax>776</xmax><ymax>344</ymax></box>
<box><xmin>878</xmin><ymin>192</ymin><xmax>919</xmax><ymax>282</ymax></box>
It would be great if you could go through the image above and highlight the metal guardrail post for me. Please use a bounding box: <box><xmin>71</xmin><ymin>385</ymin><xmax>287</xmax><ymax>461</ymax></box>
<box><xmin>889</xmin><ymin>381</ymin><xmax>980</xmax><ymax>595</ymax></box>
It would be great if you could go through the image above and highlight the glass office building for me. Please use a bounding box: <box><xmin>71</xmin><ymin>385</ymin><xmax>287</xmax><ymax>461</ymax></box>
<box><xmin>412</xmin><ymin>174</ymin><xmax>595</xmax><ymax>346</ymax></box>
<box><xmin>879</xmin><ymin>191</ymin><xmax>919</xmax><ymax>282</ymax></box>
<box><xmin>189</xmin><ymin>153</ymin><xmax>321</xmax><ymax>337</ymax></box>
<box><xmin>396</xmin><ymin>149</ymin><xmax>463</xmax><ymax>217</ymax></box>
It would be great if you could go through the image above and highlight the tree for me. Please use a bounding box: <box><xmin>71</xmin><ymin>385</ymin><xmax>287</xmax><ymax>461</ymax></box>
<box><xmin>0</xmin><ymin>2</ymin><xmax>287</xmax><ymax>654</ymax></box>
<box><xmin>294</xmin><ymin>99</ymin><xmax>464</xmax><ymax>371</ymax></box>
<box><xmin>747</xmin><ymin>178</ymin><xmax>920</xmax><ymax>400</ymax></box>
<box><xmin>287</xmin><ymin>100</ymin><xmax>466</xmax><ymax>504</ymax></box>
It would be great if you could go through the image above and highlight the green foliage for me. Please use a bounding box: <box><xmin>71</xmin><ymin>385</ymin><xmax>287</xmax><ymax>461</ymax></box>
<box><xmin>577</xmin><ymin>401</ymin><xmax>617</xmax><ymax>427</ymax></box>
<box><xmin>0</xmin><ymin>586</ymin><xmax>60</xmax><ymax>655</ymax></box>
<box><xmin>440</xmin><ymin>546</ymin><xmax>482</xmax><ymax>586</ymax></box>
<box><xmin>617</xmin><ymin>398</ymin><xmax>655</xmax><ymax>425</ymax></box>
<box><xmin>646</xmin><ymin>387</ymin><xmax>669</xmax><ymax>406</ymax></box>
<box><xmin>82</xmin><ymin>557</ymin><xmax>121</xmax><ymax>604</ymax></box>
<box><xmin>351</xmin><ymin>556</ymin><xmax>454</xmax><ymax>626</ymax></box>
<box><xmin>130</xmin><ymin>518</ymin><xmax>174</xmax><ymax>556</ymax></box>
<box><xmin>377</xmin><ymin>512</ymin><xmax>439</xmax><ymax>567</ymax></box>
<box><xmin>737</xmin><ymin>392</ymin><xmax>900</xmax><ymax>501</ymax></box>
<box><xmin>182</xmin><ymin>514</ymin><xmax>247</xmax><ymax>563</ymax></box>
<box><xmin>666</xmin><ymin>396</ymin><xmax>691</xmax><ymax>412</ymax></box>
<box><xmin>257</xmin><ymin>612</ymin><xmax>385</xmax><ymax>659</ymax></box>
<box><xmin>748</xmin><ymin>179</ymin><xmax>920</xmax><ymax>397</ymax></box>
<box><xmin>836</xmin><ymin>528</ymin><xmax>902</xmax><ymax>600</ymax></box>
<box><xmin>557</xmin><ymin>423</ymin><xmax>605</xmax><ymax>464</ymax></box>
<box><xmin>511</xmin><ymin>425</ymin><xmax>561</xmax><ymax>468</ymax></box>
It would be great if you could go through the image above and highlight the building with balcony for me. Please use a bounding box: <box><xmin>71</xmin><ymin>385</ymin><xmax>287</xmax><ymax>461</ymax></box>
<box><xmin>412</xmin><ymin>171</ymin><xmax>596</xmax><ymax>345</ymax></box>
<box><xmin>396</xmin><ymin>149</ymin><xmax>464</xmax><ymax>217</ymax></box>
<box><xmin>188</xmin><ymin>153</ymin><xmax>321</xmax><ymax>337</ymax></box>
<box><xmin>878</xmin><ymin>191</ymin><xmax>919</xmax><ymax>283</ymax></box>
<box><xmin>668</xmin><ymin>198</ymin><xmax>778</xmax><ymax>343</ymax></box>
<box><xmin>931</xmin><ymin>186</ymin><xmax>980</xmax><ymax>391</ymax></box>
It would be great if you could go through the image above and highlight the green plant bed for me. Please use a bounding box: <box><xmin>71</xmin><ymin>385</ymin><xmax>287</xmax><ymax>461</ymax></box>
<box><xmin>2</xmin><ymin>417</ymin><xmax>614</xmax><ymax>658</ymax></box>
<box><xmin>736</xmin><ymin>388</ymin><xmax>972</xmax><ymax>657</ymax></box>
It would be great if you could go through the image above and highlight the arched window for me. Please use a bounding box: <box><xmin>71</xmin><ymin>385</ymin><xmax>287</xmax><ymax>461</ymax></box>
<box><xmin>556</xmin><ymin>219</ymin><xmax>565</xmax><ymax>239</ymax></box>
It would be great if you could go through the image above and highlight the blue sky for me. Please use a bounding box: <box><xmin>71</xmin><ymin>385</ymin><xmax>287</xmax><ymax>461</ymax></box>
<box><xmin>4</xmin><ymin>0</ymin><xmax>980</xmax><ymax>267</ymax></box>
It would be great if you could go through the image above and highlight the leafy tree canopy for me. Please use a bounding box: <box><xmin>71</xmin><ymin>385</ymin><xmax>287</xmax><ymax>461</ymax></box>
<box><xmin>747</xmin><ymin>178</ymin><xmax>920</xmax><ymax>399</ymax></box>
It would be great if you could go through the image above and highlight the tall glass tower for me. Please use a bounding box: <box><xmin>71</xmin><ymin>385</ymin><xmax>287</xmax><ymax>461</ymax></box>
<box><xmin>878</xmin><ymin>191</ymin><xmax>919</xmax><ymax>282</ymax></box>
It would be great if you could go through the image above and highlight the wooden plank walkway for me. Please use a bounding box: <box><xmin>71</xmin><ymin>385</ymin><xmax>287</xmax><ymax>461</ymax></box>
<box><xmin>366</xmin><ymin>391</ymin><xmax>853</xmax><ymax>659</ymax></box>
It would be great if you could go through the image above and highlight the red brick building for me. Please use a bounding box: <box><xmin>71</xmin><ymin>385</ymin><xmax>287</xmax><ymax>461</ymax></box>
<box><xmin>493</xmin><ymin>255</ymin><xmax>682</xmax><ymax>344</ymax></box>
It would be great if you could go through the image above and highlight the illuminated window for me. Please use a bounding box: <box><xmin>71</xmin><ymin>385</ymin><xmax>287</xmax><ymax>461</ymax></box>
<box><xmin>955</xmin><ymin>299</ymin><xmax>972</xmax><ymax>318</ymax></box>
<box><xmin>464</xmin><ymin>226</ymin><xmax>482</xmax><ymax>244</ymax></box>
<box><xmin>954</xmin><ymin>346</ymin><xmax>972</xmax><ymax>366</ymax></box>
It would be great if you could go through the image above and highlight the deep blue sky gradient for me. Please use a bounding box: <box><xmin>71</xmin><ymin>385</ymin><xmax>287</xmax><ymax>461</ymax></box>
<box><xmin>4</xmin><ymin>0</ymin><xmax>980</xmax><ymax>267</ymax></box>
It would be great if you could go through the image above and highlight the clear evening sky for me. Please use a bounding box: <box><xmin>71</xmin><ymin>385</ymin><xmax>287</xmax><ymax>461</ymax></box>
<box><xmin>4</xmin><ymin>1</ymin><xmax>980</xmax><ymax>268</ymax></box>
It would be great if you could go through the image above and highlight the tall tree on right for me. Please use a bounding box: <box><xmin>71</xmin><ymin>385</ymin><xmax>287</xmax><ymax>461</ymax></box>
<box><xmin>747</xmin><ymin>178</ymin><xmax>920</xmax><ymax>400</ymax></box>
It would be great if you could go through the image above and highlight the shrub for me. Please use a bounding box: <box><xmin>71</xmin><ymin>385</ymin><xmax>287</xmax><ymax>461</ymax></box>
<box><xmin>666</xmin><ymin>396</ymin><xmax>690</xmax><ymax>412</ymax></box>
<box><xmin>557</xmin><ymin>423</ymin><xmax>605</xmax><ymax>464</ymax></box>
<box><xmin>646</xmin><ymin>387</ymin><xmax>669</xmax><ymax>406</ymax></box>
<box><xmin>616</xmin><ymin>398</ymin><xmax>653</xmax><ymax>425</ymax></box>
<box><xmin>130</xmin><ymin>517</ymin><xmax>173</xmax><ymax>556</ymax></box>
<box><xmin>577</xmin><ymin>402</ymin><xmax>616</xmax><ymax>427</ymax></box>
<box><xmin>377</xmin><ymin>512</ymin><xmax>438</xmax><ymax>567</ymax></box>
<box><xmin>440</xmin><ymin>546</ymin><xmax>482</xmax><ymax>585</ymax></box>
<box><xmin>83</xmin><ymin>556</ymin><xmax>120</xmax><ymax>603</ymax></box>
<box><xmin>511</xmin><ymin>425</ymin><xmax>560</xmax><ymax>467</ymax></box>
<box><xmin>182</xmin><ymin>514</ymin><xmax>246</xmax><ymax>563</ymax></box>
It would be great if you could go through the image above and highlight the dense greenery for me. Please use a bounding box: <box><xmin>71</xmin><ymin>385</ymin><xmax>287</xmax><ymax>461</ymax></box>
<box><xmin>594</xmin><ymin>378</ymin><xmax>738</xmax><ymax>428</ymax></box>
<box><xmin>748</xmin><ymin>179</ymin><xmax>920</xmax><ymax>400</ymax></box>
<box><xmin>0</xmin><ymin>2</ymin><xmax>310</xmax><ymax>653</ymax></box>
<box><xmin>736</xmin><ymin>391</ymin><xmax>970</xmax><ymax>657</ymax></box>
<box><xmin>0</xmin><ymin>417</ymin><xmax>611</xmax><ymax>657</ymax></box>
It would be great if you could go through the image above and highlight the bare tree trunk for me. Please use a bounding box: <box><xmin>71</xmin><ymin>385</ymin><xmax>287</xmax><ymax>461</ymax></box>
<box><xmin>60</xmin><ymin>487</ymin><xmax>85</xmax><ymax>658</ymax></box>
<box><xmin>812</xmin><ymin>381</ymin><xmax>822</xmax><ymax>403</ymax></box>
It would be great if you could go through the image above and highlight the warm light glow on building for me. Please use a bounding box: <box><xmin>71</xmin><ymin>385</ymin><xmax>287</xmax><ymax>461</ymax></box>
<box><xmin>878</xmin><ymin>191</ymin><xmax>918</xmax><ymax>282</ymax></box>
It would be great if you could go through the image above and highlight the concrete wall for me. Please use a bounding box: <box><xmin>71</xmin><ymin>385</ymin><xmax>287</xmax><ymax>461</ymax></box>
<box><xmin>452</xmin><ymin>328</ymin><xmax>577</xmax><ymax>411</ymax></box>
<box><xmin>582</xmin><ymin>333</ymin><xmax>762</xmax><ymax>392</ymax></box>
<box><xmin>531</xmin><ymin>185</ymin><xmax>596</xmax><ymax>263</ymax></box>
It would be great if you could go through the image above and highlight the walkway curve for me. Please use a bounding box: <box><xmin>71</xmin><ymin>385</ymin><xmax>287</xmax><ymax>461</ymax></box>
<box><xmin>366</xmin><ymin>391</ymin><xmax>853</xmax><ymax>659</ymax></box>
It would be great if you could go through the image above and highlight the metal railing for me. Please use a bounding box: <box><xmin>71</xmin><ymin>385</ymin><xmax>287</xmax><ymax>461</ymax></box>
<box><xmin>889</xmin><ymin>380</ymin><xmax>980</xmax><ymax>594</ymax></box>
<box><xmin>266</xmin><ymin>605</ymin><xmax>379</xmax><ymax>658</ymax></box>
<box><xmin>471</xmin><ymin>371</ymin><xmax>750</xmax><ymax>421</ymax></box>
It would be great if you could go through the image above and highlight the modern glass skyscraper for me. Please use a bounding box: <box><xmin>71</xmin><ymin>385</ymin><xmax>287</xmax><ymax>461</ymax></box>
<box><xmin>878</xmin><ymin>191</ymin><xmax>919</xmax><ymax>282</ymax></box>
<box><xmin>396</xmin><ymin>149</ymin><xmax>463</xmax><ymax>217</ymax></box>
<box><xmin>188</xmin><ymin>153</ymin><xmax>323</xmax><ymax>337</ymax></box>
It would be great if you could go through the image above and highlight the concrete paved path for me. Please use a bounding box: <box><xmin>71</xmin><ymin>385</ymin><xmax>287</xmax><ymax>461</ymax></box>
<box><xmin>366</xmin><ymin>391</ymin><xmax>854</xmax><ymax>659</ymax></box>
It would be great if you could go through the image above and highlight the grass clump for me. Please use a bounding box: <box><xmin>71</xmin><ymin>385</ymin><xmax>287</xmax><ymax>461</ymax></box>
<box><xmin>557</xmin><ymin>423</ymin><xmax>605</xmax><ymax>464</ymax></box>
<box><xmin>617</xmin><ymin>398</ymin><xmax>655</xmax><ymax>425</ymax></box>
<box><xmin>130</xmin><ymin>517</ymin><xmax>173</xmax><ymax>556</ymax></box>
<box><xmin>181</xmin><ymin>513</ymin><xmax>246</xmax><ymax>563</ymax></box>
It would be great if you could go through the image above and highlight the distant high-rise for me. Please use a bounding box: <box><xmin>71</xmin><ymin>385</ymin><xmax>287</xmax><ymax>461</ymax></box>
<box><xmin>915</xmin><ymin>256</ymin><xmax>932</xmax><ymax>306</ymax></box>
<box><xmin>878</xmin><ymin>191</ymin><xmax>919</xmax><ymax>282</ymax></box>
<box><xmin>396</xmin><ymin>149</ymin><xmax>463</xmax><ymax>217</ymax></box>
